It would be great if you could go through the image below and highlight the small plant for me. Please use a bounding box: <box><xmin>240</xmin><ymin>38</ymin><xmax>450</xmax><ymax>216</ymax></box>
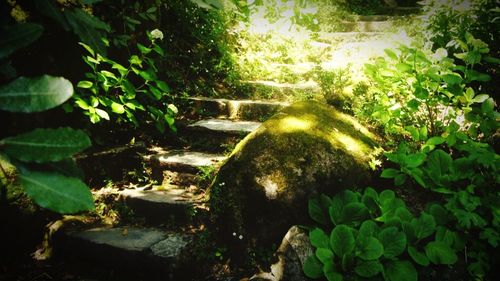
<box><xmin>310</xmin><ymin>66</ymin><xmax>352</xmax><ymax>108</ymax></box>
<box><xmin>304</xmin><ymin>188</ymin><xmax>460</xmax><ymax>281</ymax></box>
<box><xmin>71</xmin><ymin>29</ymin><xmax>178</xmax><ymax>133</ymax></box>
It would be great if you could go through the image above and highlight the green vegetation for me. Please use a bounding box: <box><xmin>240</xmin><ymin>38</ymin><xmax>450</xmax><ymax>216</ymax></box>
<box><xmin>304</xmin><ymin>189</ymin><xmax>459</xmax><ymax>280</ymax></box>
<box><xmin>0</xmin><ymin>0</ymin><xmax>498</xmax><ymax>280</ymax></box>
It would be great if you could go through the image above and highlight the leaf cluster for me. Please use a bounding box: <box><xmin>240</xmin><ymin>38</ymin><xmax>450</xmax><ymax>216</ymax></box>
<box><xmin>304</xmin><ymin>188</ymin><xmax>460</xmax><ymax>281</ymax></box>
<box><xmin>72</xmin><ymin>36</ymin><xmax>177</xmax><ymax>133</ymax></box>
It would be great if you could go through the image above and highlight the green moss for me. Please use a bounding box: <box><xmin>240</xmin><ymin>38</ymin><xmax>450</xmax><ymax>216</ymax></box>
<box><xmin>209</xmin><ymin>100</ymin><xmax>381</xmax><ymax>251</ymax></box>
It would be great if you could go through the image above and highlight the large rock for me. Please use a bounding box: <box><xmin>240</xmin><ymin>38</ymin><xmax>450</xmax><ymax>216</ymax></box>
<box><xmin>251</xmin><ymin>226</ymin><xmax>313</xmax><ymax>281</ymax></box>
<box><xmin>209</xmin><ymin>101</ymin><xmax>379</xmax><ymax>252</ymax></box>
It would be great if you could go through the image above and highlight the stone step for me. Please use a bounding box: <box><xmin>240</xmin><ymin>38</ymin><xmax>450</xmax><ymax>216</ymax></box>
<box><xmin>56</xmin><ymin>226</ymin><xmax>194</xmax><ymax>280</ymax></box>
<box><xmin>186</xmin><ymin>97</ymin><xmax>289</xmax><ymax>121</ymax></box>
<box><xmin>316</xmin><ymin>31</ymin><xmax>393</xmax><ymax>43</ymax></box>
<box><xmin>119</xmin><ymin>187</ymin><xmax>205</xmax><ymax>223</ymax></box>
<box><xmin>146</xmin><ymin>149</ymin><xmax>226</xmax><ymax>174</ymax></box>
<box><xmin>340</xmin><ymin>20</ymin><xmax>393</xmax><ymax>32</ymax></box>
<box><xmin>188</xmin><ymin>118</ymin><xmax>261</xmax><ymax>135</ymax></box>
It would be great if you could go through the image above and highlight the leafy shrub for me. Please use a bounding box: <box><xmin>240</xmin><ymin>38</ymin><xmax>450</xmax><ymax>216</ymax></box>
<box><xmin>310</xmin><ymin>66</ymin><xmax>352</xmax><ymax>108</ymax></box>
<box><xmin>359</xmin><ymin>33</ymin><xmax>499</xmax><ymax>279</ymax></box>
<box><xmin>360</xmin><ymin>36</ymin><xmax>498</xmax><ymax>141</ymax></box>
<box><xmin>0</xmin><ymin>75</ymin><xmax>94</xmax><ymax>214</ymax></box>
<box><xmin>70</xmin><ymin>30</ymin><xmax>178</xmax><ymax>133</ymax></box>
<box><xmin>304</xmin><ymin>188</ymin><xmax>460</xmax><ymax>280</ymax></box>
<box><xmin>0</xmin><ymin>10</ymin><xmax>94</xmax><ymax>214</ymax></box>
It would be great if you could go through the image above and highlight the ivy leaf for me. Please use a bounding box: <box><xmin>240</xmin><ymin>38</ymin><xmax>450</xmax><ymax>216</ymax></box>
<box><xmin>1</xmin><ymin>128</ymin><xmax>91</xmax><ymax>163</ymax></box>
<box><xmin>0</xmin><ymin>23</ymin><xmax>44</xmax><ymax>59</ymax></box>
<box><xmin>354</xmin><ymin>260</ymin><xmax>383</xmax><ymax>278</ymax></box>
<box><xmin>356</xmin><ymin>236</ymin><xmax>384</xmax><ymax>260</ymax></box>
<box><xmin>408</xmin><ymin>246</ymin><xmax>429</xmax><ymax>266</ymax></box>
<box><xmin>310</xmin><ymin>228</ymin><xmax>330</xmax><ymax>249</ymax></box>
<box><xmin>378</xmin><ymin>227</ymin><xmax>406</xmax><ymax>258</ymax></box>
<box><xmin>19</xmin><ymin>168</ymin><xmax>94</xmax><ymax>214</ymax></box>
<box><xmin>385</xmin><ymin>260</ymin><xmax>417</xmax><ymax>281</ymax></box>
<box><xmin>303</xmin><ymin>255</ymin><xmax>323</xmax><ymax>279</ymax></box>
<box><xmin>330</xmin><ymin>225</ymin><xmax>355</xmax><ymax>257</ymax></box>
<box><xmin>425</xmin><ymin>241</ymin><xmax>458</xmax><ymax>265</ymax></box>
<box><xmin>0</xmin><ymin>75</ymin><xmax>73</xmax><ymax>113</ymax></box>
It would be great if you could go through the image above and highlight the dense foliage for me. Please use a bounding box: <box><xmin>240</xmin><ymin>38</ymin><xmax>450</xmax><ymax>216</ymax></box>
<box><xmin>305</xmin><ymin>189</ymin><xmax>460</xmax><ymax>280</ymax></box>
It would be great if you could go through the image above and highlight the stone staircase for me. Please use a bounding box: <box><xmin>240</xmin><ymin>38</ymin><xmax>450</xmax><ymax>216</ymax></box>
<box><xmin>244</xmin><ymin>7</ymin><xmax>420</xmax><ymax>99</ymax></box>
<box><xmin>54</xmin><ymin>97</ymin><xmax>289</xmax><ymax>280</ymax></box>
<box><xmin>51</xmin><ymin>6</ymin><xmax>421</xmax><ymax>280</ymax></box>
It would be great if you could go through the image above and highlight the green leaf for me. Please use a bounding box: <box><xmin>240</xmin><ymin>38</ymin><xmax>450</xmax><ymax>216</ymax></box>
<box><xmin>316</xmin><ymin>248</ymin><xmax>334</xmax><ymax>264</ymax></box>
<box><xmin>381</xmin><ymin>168</ymin><xmax>400</xmax><ymax>178</ymax></box>
<box><xmin>339</xmin><ymin>202</ymin><xmax>369</xmax><ymax>226</ymax></box>
<box><xmin>77</xmin><ymin>80</ymin><xmax>93</xmax><ymax>89</ymax></box>
<box><xmin>354</xmin><ymin>260</ymin><xmax>383</xmax><ymax>278</ymax></box>
<box><xmin>379</xmin><ymin>190</ymin><xmax>395</xmax><ymax>204</ymax></box>
<box><xmin>111</xmin><ymin>102</ymin><xmax>125</xmax><ymax>114</ymax></box>
<box><xmin>95</xmin><ymin>108</ymin><xmax>109</xmax><ymax>120</ymax></box>
<box><xmin>384</xmin><ymin>49</ymin><xmax>398</xmax><ymax>60</ymax></box>
<box><xmin>137</xmin><ymin>43</ymin><xmax>152</xmax><ymax>54</ymax></box>
<box><xmin>309</xmin><ymin>197</ymin><xmax>329</xmax><ymax>225</ymax></box>
<box><xmin>425</xmin><ymin>241</ymin><xmax>458</xmax><ymax>265</ymax></box>
<box><xmin>435</xmin><ymin>227</ymin><xmax>456</xmax><ymax>247</ymax></box>
<box><xmin>34</xmin><ymin>0</ymin><xmax>70</xmax><ymax>30</ymax></box>
<box><xmin>330</xmin><ymin>190</ymin><xmax>358</xmax><ymax>225</ymax></box>
<box><xmin>310</xmin><ymin>228</ymin><xmax>330</xmax><ymax>249</ymax></box>
<box><xmin>426</xmin><ymin>149</ymin><xmax>452</xmax><ymax>184</ymax></box>
<box><xmin>428</xmin><ymin>204</ymin><xmax>450</xmax><ymax>225</ymax></box>
<box><xmin>323</xmin><ymin>263</ymin><xmax>343</xmax><ymax>281</ymax></box>
<box><xmin>19</xmin><ymin>169</ymin><xmax>94</xmax><ymax>214</ymax></box>
<box><xmin>442</xmin><ymin>73</ymin><xmax>462</xmax><ymax>85</ymax></box>
<box><xmin>330</xmin><ymin>225</ymin><xmax>355</xmax><ymax>257</ymax></box>
<box><xmin>425</xmin><ymin>136</ymin><xmax>445</xmax><ymax>146</ymax></box>
<box><xmin>408</xmin><ymin>246</ymin><xmax>429</xmax><ymax>266</ymax></box>
<box><xmin>411</xmin><ymin>213</ymin><xmax>436</xmax><ymax>240</ymax></box>
<box><xmin>303</xmin><ymin>255</ymin><xmax>324</xmax><ymax>278</ymax></box>
<box><xmin>385</xmin><ymin>260</ymin><xmax>417</xmax><ymax>281</ymax></box>
<box><xmin>156</xmin><ymin>80</ymin><xmax>170</xmax><ymax>92</ymax></box>
<box><xmin>0</xmin><ymin>75</ymin><xmax>73</xmax><ymax>113</ymax></box>
<box><xmin>148</xmin><ymin>85</ymin><xmax>162</xmax><ymax>100</ymax></box>
<box><xmin>378</xmin><ymin>227</ymin><xmax>406</xmax><ymax>258</ymax></box>
<box><xmin>1</xmin><ymin>127</ymin><xmax>91</xmax><ymax>163</ymax></box>
<box><xmin>359</xmin><ymin>220</ymin><xmax>379</xmax><ymax>238</ymax></box>
<box><xmin>0</xmin><ymin>23</ymin><xmax>44</xmax><ymax>59</ymax></box>
<box><xmin>140</xmin><ymin>69</ymin><xmax>157</xmax><ymax>81</ymax></box>
<box><xmin>356</xmin><ymin>236</ymin><xmax>383</xmax><ymax>260</ymax></box>
<box><xmin>64</xmin><ymin>9</ymin><xmax>108</xmax><ymax>55</ymax></box>
<box><xmin>403</xmin><ymin>153</ymin><xmax>426</xmax><ymax>168</ymax></box>
<box><xmin>471</xmin><ymin>94</ymin><xmax>489</xmax><ymax>103</ymax></box>
<box><xmin>466</xmin><ymin>69</ymin><xmax>491</xmax><ymax>82</ymax></box>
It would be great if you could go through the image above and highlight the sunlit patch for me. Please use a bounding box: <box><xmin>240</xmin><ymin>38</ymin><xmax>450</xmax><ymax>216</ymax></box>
<box><xmin>331</xmin><ymin>131</ymin><xmax>366</xmax><ymax>156</ymax></box>
<box><xmin>277</xmin><ymin>116</ymin><xmax>313</xmax><ymax>132</ymax></box>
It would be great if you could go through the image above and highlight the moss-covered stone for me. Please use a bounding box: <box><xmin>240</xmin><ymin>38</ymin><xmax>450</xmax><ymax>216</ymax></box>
<box><xmin>209</xmin><ymin>101</ymin><xmax>380</xmax><ymax>254</ymax></box>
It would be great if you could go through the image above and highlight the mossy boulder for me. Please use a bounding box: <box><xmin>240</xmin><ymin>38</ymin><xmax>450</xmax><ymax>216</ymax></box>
<box><xmin>209</xmin><ymin>101</ymin><xmax>380</xmax><ymax>252</ymax></box>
